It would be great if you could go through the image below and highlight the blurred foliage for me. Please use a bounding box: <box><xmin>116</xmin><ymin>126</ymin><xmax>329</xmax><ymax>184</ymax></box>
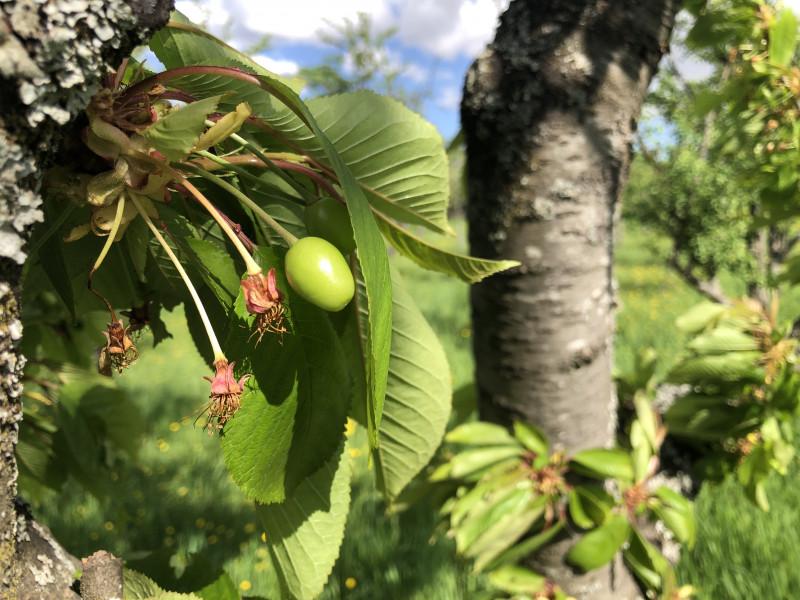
<box><xmin>624</xmin><ymin>150</ymin><xmax>756</xmax><ymax>288</ymax></box>
<box><xmin>425</xmin><ymin>408</ymin><xmax>695</xmax><ymax>599</ymax></box>
<box><xmin>625</xmin><ymin>66</ymin><xmax>757</xmax><ymax>290</ymax></box>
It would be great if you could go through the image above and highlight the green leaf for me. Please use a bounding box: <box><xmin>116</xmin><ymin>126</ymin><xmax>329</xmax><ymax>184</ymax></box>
<box><xmin>652</xmin><ymin>504</ymin><xmax>695</xmax><ymax>547</ymax></box>
<box><xmin>754</xmin><ymin>479</ymin><xmax>770</xmax><ymax>511</ymax></box>
<box><xmin>149</xmin><ymin>14</ymin><xmax>302</xmax><ymax>115</ymax></box>
<box><xmin>449</xmin><ymin>470</ymin><xmax>524</xmax><ymax>527</ymax></box>
<box><xmin>623</xmin><ymin>528</ymin><xmax>672</xmax><ymax>592</ymax></box>
<box><xmin>77</xmin><ymin>382</ymin><xmax>145</xmax><ymax>458</ymax></box>
<box><xmin>675</xmin><ymin>302</ymin><xmax>726</xmax><ymax>333</ymax></box>
<box><xmin>123</xmin><ymin>569</ymin><xmax>194</xmax><ymax>600</ymax></box>
<box><xmin>487</xmin><ymin>565</ymin><xmax>546</xmax><ymax>596</ymax></box>
<box><xmin>570</xmin><ymin>448</ymin><xmax>634</xmax><ymax>482</ymax></box>
<box><xmin>142</xmin><ymin>95</ymin><xmax>221</xmax><ymax>161</ymax></box>
<box><xmin>468</xmin><ymin>496</ymin><xmax>548</xmax><ymax>571</ymax></box>
<box><xmin>38</xmin><ymin>222</ymin><xmax>76</xmax><ymax>319</ymax></box>
<box><xmin>219</xmin><ymin>347</ymin><xmax>345</xmax><ymax>505</ymax></box>
<box><xmin>184</xmin><ymin>237</ymin><xmax>240</xmax><ymax>305</ymax></box>
<box><xmin>631</xmin><ymin>421</ymin><xmax>652</xmax><ymax>482</ymax></box>
<box><xmin>221</xmin><ymin>259</ymin><xmax>350</xmax><ymax>503</ymax></box>
<box><xmin>569</xmin><ymin>489</ymin><xmax>595</xmax><ymax>529</ymax></box>
<box><xmin>448</xmin><ymin>446</ymin><xmax>523</xmax><ymax>480</ymax></box>
<box><xmin>446</xmin><ymin>422</ymin><xmax>517</xmax><ymax>447</ymax></box>
<box><xmin>373</xmin><ymin>272</ymin><xmax>451</xmax><ymax>500</ymax></box>
<box><xmin>686</xmin><ymin>327</ymin><xmax>758</xmax><ymax>354</ymax></box>
<box><xmin>252</xmin><ymin>76</ymin><xmax>393</xmax><ymax>449</ymax></box>
<box><xmin>633</xmin><ymin>393</ymin><xmax>658</xmax><ymax>451</ymax></box>
<box><xmin>455</xmin><ymin>484</ymin><xmax>533</xmax><ymax>553</ymax></box>
<box><xmin>770</xmin><ymin>9</ymin><xmax>798</xmax><ymax>67</ymax></box>
<box><xmin>150</xmin><ymin>203</ymin><xmax>239</xmax><ymax>310</ymax></box>
<box><xmin>667</xmin><ymin>351</ymin><xmax>763</xmax><ymax>384</ymax></box>
<box><xmin>513</xmin><ymin>422</ymin><xmax>549</xmax><ymax>456</ymax></box>
<box><xmin>566</xmin><ymin>514</ymin><xmax>631</xmax><ymax>572</ymax></box>
<box><xmin>196</xmin><ymin>572</ymin><xmax>239</xmax><ymax>600</ymax></box>
<box><xmin>239</xmin><ymin>170</ymin><xmax>308</xmax><ymax>245</ymax></box>
<box><xmin>653</xmin><ymin>485</ymin><xmax>692</xmax><ymax>512</ymax></box>
<box><xmin>664</xmin><ymin>394</ymin><xmax>755</xmax><ymax>441</ymax></box>
<box><xmin>257</xmin><ymin>444</ymin><xmax>351</xmax><ymax>600</ymax></box>
<box><xmin>15</xmin><ymin>435</ymin><xmax>64</xmax><ymax>494</ymax></box>
<box><xmin>257</xmin><ymin>90</ymin><xmax>452</xmax><ymax>233</ymax></box>
<box><xmin>571</xmin><ymin>485</ymin><xmax>615</xmax><ymax>527</ymax></box>
<box><xmin>738</xmin><ymin>444</ymin><xmax>773</xmax><ymax>511</ymax></box>
<box><xmin>377</xmin><ymin>217</ymin><xmax>519</xmax><ymax>283</ymax></box>
<box><xmin>123</xmin><ymin>569</ymin><xmax>161</xmax><ymax>598</ymax></box>
<box><xmin>485</xmin><ymin>520</ymin><xmax>565</xmax><ymax>571</ymax></box>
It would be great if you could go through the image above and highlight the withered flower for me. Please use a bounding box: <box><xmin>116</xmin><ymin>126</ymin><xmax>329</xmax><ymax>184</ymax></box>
<box><xmin>98</xmin><ymin>320</ymin><xmax>138</xmax><ymax>375</ymax></box>
<box><xmin>203</xmin><ymin>359</ymin><xmax>249</xmax><ymax>433</ymax></box>
<box><xmin>241</xmin><ymin>268</ymin><xmax>287</xmax><ymax>343</ymax></box>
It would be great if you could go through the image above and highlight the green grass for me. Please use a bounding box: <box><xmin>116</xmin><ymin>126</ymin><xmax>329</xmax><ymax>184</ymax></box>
<box><xmin>615</xmin><ymin>224</ymin><xmax>703</xmax><ymax>376</ymax></box>
<box><xmin>677</xmin><ymin>466</ymin><xmax>800</xmax><ymax>599</ymax></box>
<box><xmin>28</xmin><ymin>220</ymin><xmax>800</xmax><ymax>599</ymax></box>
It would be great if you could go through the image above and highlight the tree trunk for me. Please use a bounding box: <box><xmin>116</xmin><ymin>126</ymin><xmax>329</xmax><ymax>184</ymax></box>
<box><xmin>0</xmin><ymin>2</ymin><xmax>172</xmax><ymax>598</ymax></box>
<box><xmin>462</xmin><ymin>0</ymin><xmax>677</xmax><ymax>597</ymax></box>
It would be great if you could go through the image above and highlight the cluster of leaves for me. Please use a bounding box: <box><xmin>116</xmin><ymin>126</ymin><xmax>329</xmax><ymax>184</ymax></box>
<box><xmin>20</xmin><ymin>10</ymin><xmax>520</xmax><ymax>599</ymax></box>
<box><xmin>438</xmin><ymin>293</ymin><xmax>797</xmax><ymax>599</ymax></box>
<box><xmin>426</xmin><ymin>403</ymin><xmax>696</xmax><ymax>600</ymax></box>
<box><xmin>663</xmin><ymin>299</ymin><xmax>799</xmax><ymax>510</ymax></box>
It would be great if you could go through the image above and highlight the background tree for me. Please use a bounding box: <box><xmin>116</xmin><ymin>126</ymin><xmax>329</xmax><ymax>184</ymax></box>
<box><xmin>462</xmin><ymin>1</ymin><xmax>678</xmax><ymax>597</ymax></box>
<box><xmin>624</xmin><ymin>66</ymin><xmax>758</xmax><ymax>304</ymax></box>
<box><xmin>0</xmin><ymin>1</ymin><xmax>172</xmax><ymax>597</ymax></box>
<box><xmin>300</xmin><ymin>12</ymin><xmax>426</xmax><ymax>109</ymax></box>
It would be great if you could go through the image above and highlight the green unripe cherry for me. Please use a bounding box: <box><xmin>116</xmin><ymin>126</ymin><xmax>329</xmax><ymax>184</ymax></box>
<box><xmin>304</xmin><ymin>196</ymin><xmax>355</xmax><ymax>255</ymax></box>
<box><xmin>285</xmin><ymin>237</ymin><xmax>355</xmax><ymax>312</ymax></box>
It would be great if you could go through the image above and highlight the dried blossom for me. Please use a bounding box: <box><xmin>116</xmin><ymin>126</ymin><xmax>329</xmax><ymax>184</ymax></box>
<box><xmin>98</xmin><ymin>320</ymin><xmax>138</xmax><ymax>375</ymax></box>
<box><xmin>241</xmin><ymin>268</ymin><xmax>287</xmax><ymax>343</ymax></box>
<box><xmin>202</xmin><ymin>359</ymin><xmax>249</xmax><ymax>433</ymax></box>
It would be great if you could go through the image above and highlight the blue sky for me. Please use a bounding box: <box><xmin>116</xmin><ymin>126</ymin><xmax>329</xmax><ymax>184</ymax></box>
<box><xmin>174</xmin><ymin>0</ymin><xmax>511</xmax><ymax>142</ymax></box>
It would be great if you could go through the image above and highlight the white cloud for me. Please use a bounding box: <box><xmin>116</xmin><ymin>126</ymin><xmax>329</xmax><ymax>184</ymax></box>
<box><xmin>222</xmin><ymin>1</ymin><xmax>394</xmax><ymax>46</ymax></box>
<box><xmin>252</xmin><ymin>55</ymin><xmax>300</xmax><ymax>75</ymax></box>
<box><xmin>402</xmin><ymin>62</ymin><xmax>429</xmax><ymax>84</ymax></box>
<box><xmin>436</xmin><ymin>85</ymin><xmax>462</xmax><ymax>110</ymax></box>
<box><xmin>396</xmin><ymin>0</ymin><xmax>509</xmax><ymax>60</ymax></box>
<box><xmin>175</xmin><ymin>0</ymin><xmax>231</xmax><ymax>29</ymax></box>
<box><xmin>174</xmin><ymin>0</ymin><xmax>508</xmax><ymax>60</ymax></box>
<box><xmin>670</xmin><ymin>45</ymin><xmax>714</xmax><ymax>82</ymax></box>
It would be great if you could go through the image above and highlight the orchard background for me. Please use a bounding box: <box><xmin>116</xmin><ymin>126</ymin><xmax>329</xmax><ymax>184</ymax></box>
<box><xmin>3</xmin><ymin>1</ymin><xmax>800</xmax><ymax>599</ymax></box>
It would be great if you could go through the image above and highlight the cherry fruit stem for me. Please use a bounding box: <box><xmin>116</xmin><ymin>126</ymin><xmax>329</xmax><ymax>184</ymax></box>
<box><xmin>189</xmin><ymin>153</ymin><xmax>299</xmax><ymax>246</ymax></box>
<box><xmin>130</xmin><ymin>194</ymin><xmax>226</xmax><ymax>362</ymax></box>
<box><xmin>171</xmin><ymin>171</ymin><xmax>263</xmax><ymax>275</ymax></box>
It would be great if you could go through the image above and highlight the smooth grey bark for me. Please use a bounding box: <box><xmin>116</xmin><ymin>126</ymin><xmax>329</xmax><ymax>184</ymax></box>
<box><xmin>462</xmin><ymin>1</ymin><xmax>677</xmax><ymax>598</ymax></box>
<box><xmin>0</xmin><ymin>1</ymin><xmax>171</xmax><ymax>598</ymax></box>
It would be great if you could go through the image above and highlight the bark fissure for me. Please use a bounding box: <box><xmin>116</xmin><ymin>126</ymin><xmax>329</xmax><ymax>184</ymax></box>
<box><xmin>463</xmin><ymin>1</ymin><xmax>677</xmax><ymax>597</ymax></box>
